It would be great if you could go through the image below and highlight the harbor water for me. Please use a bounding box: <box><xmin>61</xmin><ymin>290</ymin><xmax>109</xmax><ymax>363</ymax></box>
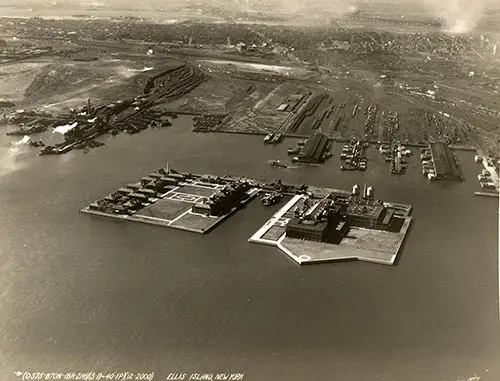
<box><xmin>0</xmin><ymin>116</ymin><xmax>498</xmax><ymax>381</ymax></box>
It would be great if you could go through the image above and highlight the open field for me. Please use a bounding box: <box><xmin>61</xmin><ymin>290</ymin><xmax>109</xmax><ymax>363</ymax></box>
<box><xmin>137</xmin><ymin>199</ymin><xmax>193</xmax><ymax>222</ymax></box>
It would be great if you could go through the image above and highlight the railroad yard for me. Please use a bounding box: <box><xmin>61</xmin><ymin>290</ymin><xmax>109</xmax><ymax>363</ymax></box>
<box><xmin>0</xmin><ymin>10</ymin><xmax>499</xmax><ymax>157</ymax></box>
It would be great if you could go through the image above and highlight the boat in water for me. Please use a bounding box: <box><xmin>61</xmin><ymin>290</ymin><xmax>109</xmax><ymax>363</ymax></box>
<box><xmin>465</xmin><ymin>375</ymin><xmax>481</xmax><ymax>381</ymax></box>
<box><xmin>264</xmin><ymin>133</ymin><xmax>273</xmax><ymax>143</ymax></box>
<box><xmin>262</xmin><ymin>192</ymin><xmax>283</xmax><ymax>206</ymax></box>
<box><xmin>269</xmin><ymin>159</ymin><xmax>287</xmax><ymax>168</ymax></box>
<box><xmin>340</xmin><ymin>164</ymin><xmax>357</xmax><ymax>171</ymax></box>
<box><xmin>271</xmin><ymin>133</ymin><xmax>282</xmax><ymax>144</ymax></box>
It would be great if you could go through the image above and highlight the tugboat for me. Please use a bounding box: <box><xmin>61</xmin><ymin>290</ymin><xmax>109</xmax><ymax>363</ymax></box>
<box><xmin>269</xmin><ymin>159</ymin><xmax>287</xmax><ymax>168</ymax></box>
<box><xmin>262</xmin><ymin>192</ymin><xmax>283</xmax><ymax>206</ymax></box>
<box><xmin>149</xmin><ymin>120</ymin><xmax>161</xmax><ymax>128</ymax></box>
<box><xmin>359</xmin><ymin>159</ymin><xmax>367</xmax><ymax>171</ymax></box>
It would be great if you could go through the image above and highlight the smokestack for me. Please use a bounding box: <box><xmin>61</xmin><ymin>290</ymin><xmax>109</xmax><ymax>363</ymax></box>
<box><xmin>367</xmin><ymin>186</ymin><xmax>374</xmax><ymax>200</ymax></box>
<box><xmin>87</xmin><ymin>98</ymin><xmax>91</xmax><ymax>115</ymax></box>
<box><xmin>352</xmin><ymin>184</ymin><xmax>360</xmax><ymax>196</ymax></box>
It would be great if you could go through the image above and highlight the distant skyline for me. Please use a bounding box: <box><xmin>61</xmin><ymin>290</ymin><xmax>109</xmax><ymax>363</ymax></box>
<box><xmin>1</xmin><ymin>0</ymin><xmax>498</xmax><ymax>34</ymax></box>
<box><xmin>1</xmin><ymin>0</ymin><xmax>497</xmax><ymax>13</ymax></box>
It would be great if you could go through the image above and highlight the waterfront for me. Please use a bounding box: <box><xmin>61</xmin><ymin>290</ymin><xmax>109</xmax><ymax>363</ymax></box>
<box><xmin>0</xmin><ymin>116</ymin><xmax>498</xmax><ymax>380</ymax></box>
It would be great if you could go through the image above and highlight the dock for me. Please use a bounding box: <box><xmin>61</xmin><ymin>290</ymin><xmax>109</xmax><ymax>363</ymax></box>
<box><xmin>428</xmin><ymin>142</ymin><xmax>463</xmax><ymax>181</ymax></box>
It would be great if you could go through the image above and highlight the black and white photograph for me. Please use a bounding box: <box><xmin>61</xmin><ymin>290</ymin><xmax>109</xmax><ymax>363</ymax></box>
<box><xmin>0</xmin><ymin>0</ymin><xmax>499</xmax><ymax>380</ymax></box>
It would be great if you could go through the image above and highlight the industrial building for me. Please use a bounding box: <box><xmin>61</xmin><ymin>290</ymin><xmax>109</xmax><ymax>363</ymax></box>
<box><xmin>346</xmin><ymin>202</ymin><xmax>397</xmax><ymax>231</ymax></box>
<box><xmin>345</xmin><ymin>184</ymin><xmax>399</xmax><ymax>231</ymax></box>
<box><xmin>294</xmin><ymin>133</ymin><xmax>330</xmax><ymax>163</ymax></box>
<box><xmin>428</xmin><ymin>142</ymin><xmax>463</xmax><ymax>181</ymax></box>
<box><xmin>192</xmin><ymin>181</ymin><xmax>251</xmax><ymax>216</ymax></box>
<box><xmin>286</xmin><ymin>196</ymin><xmax>348</xmax><ymax>244</ymax></box>
<box><xmin>286</xmin><ymin>184</ymin><xmax>401</xmax><ymax>245</ymax></box>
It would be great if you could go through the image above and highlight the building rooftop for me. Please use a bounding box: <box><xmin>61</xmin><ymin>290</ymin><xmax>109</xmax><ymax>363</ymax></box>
<box><xmin>347</xmin><ymin>202</ymin><xmax>385</xmax><ymax>220</ymax></box>
<box><xmin>299</xmin><ymin>133</ymin><xmax>329</xmax><ymax>162</ymax></box>
<box><xmin>287</xmin><ymin>217</ymin><xmax>328</xmax><ymax>232</ymax></box>
<box><xmin>429</xmin><ymin>142</ymin><xmax>462</xmax><ymax>180</ymax></box>
<box><xmin>287</xmin><ymin>94</ymin><xmax>303</xmax><ymax>102</ymax></box>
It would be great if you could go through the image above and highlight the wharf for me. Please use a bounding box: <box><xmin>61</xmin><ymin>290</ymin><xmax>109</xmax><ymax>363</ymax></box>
<box><xmin>428</xmin><ymin>142</ymin><xmax>463</xmax><ymax>181</ymax></box>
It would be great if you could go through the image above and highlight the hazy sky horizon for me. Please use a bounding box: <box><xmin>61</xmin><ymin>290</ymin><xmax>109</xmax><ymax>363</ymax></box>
<box><xmin>1</xmin><ymin>0</ymin><xmax>498</xmax><ymax>34</ymax></box>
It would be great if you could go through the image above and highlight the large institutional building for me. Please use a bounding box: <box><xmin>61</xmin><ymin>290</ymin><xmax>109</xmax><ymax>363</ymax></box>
<box><xmin>192</xmin><ymin>181</ymin><xmax>250</xmax><ymax>217</ymax></box>
<box><xmin>285</xmin><ymin>185</ymin><xmax>402</xmax><ymax>244</ymax></box>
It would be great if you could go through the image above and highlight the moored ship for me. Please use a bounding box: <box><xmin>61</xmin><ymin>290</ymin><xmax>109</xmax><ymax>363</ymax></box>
<box><xmin>340</xmin><ymin>164</ymin><xmax>357</xmax><ymax>171</ymax></box>
<box><xmin>269</xmin><ymin>159</ymin><xmax>287</xmax><ymax>168</ymax></box>
<box><xmin>261</xmin><ymin>192</ymin><xmax>283</xmax><ymax>206</ymax></box>
<box><xmin>264</xmin><ymin>133</ymin><xmax>273</xmax><ymax>143</ymax></box>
